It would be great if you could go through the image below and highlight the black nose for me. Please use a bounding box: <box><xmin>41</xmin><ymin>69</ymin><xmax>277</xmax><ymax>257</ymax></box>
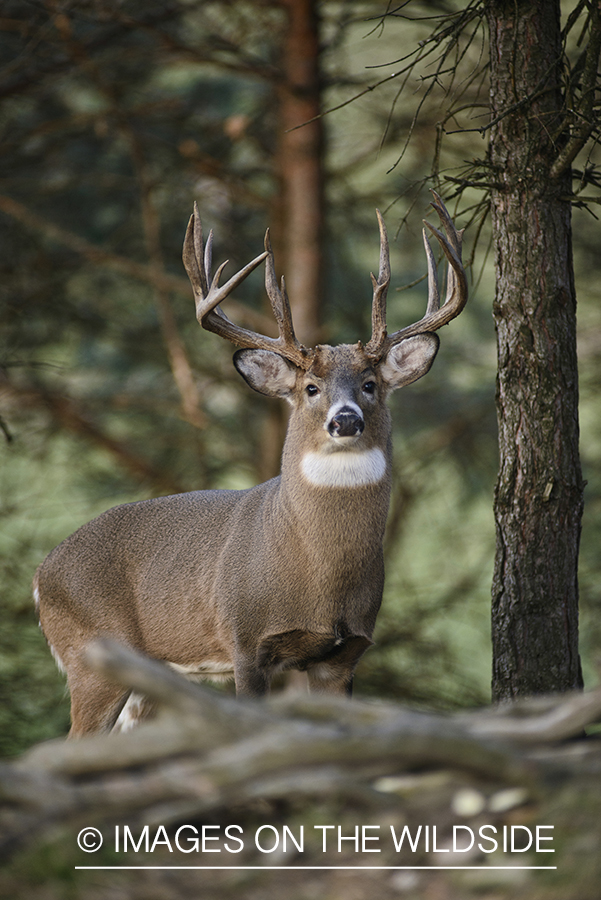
<box><xmin>328</xmin><ymin>407</ymin><xmax>364</xmax><ymax>437</ymax></box>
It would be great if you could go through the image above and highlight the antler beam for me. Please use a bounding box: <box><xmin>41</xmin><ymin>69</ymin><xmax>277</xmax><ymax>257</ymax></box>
<box><xmin>183</xmin><ymin>203</ymin><xmax>313</xmax><ymax>369</ymax></box>
<box><xmin>365</xmin><ymin>191</ymin><xmax>468</xmax><ymax>361</ymax></box>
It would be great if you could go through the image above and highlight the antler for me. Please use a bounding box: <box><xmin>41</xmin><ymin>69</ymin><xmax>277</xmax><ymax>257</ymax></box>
<box><xmin>364</xmin><ymin>191</ymin><xmax>468</xmax><ymax>361</ymax></box>
<box><xmin>183</xmin><ymin>203</ymin><xmax>314</xmax><ymax>369</ymax></box>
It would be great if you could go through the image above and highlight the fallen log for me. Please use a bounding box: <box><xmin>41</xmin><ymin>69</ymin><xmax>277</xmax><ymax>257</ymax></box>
<box><xmin>1</xmin><ymin>638</ymin><xmax>600</xmax><ymax>900</ymax></box>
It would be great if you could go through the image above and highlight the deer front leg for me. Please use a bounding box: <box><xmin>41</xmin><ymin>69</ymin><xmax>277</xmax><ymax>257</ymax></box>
<box><xmin>234</xmin><ymin>655</ymin><xmax>271</xmax><ymax>697</ymax></box>
<box><xmin>307</xmin><ymin>635</ymin><xmax>373</xmax><ymax>697</ymax></box>
<box><xmin>307</xmin><ymin>663</ymin><xmax>354</xmax><ymax>696</ymax></box>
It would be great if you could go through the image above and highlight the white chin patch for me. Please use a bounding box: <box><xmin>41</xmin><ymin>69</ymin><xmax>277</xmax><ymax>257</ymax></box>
<box><xmin>301</xmin><ymin>447</ymin><xmax>387</xmax><ymax>488</ymax></box>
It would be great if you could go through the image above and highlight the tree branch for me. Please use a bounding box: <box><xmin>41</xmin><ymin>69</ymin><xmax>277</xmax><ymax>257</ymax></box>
<box><xmin>550</xmin><ymin>2</ymin><xmax>601</xmax><ymax>179</ymax></box>
<box><xmin>0</xmin><ymin>194</ymin><xmax>275</xmax><ymax>334</ymax></box>
<box><xmin>3</xmin><ymin>639</ymin><xmax>601</xmax><ymax>865</ymax></box>
<box><xmin>0</xmin><ymin>373</ymin><xmax>184</xmax><ymax>495</ymax></box>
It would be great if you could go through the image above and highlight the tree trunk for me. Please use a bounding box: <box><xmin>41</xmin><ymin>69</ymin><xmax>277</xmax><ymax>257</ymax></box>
<box><xmin>259</xmin><ymin>0</ymin><xmax>325</xmax><ymax>484</ymax></box>
<box><xmin>487</xmin><ymin>0</ymin><xmax>584</xmax><ymax>699</ymax></box>
<box><xmin>275</xmin><ymin>0</ymin><xmax>324</xmax><ymax>347</ymax></box>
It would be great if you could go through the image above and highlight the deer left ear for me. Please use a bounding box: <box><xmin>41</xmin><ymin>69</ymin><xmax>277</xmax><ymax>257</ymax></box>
<box><xmin>379</xmin><ymin>333</ymin><xmax>440</xmax><ymax>391</ymax></box>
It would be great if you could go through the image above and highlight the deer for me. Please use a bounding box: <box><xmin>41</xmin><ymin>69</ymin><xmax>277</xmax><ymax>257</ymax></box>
<box><xmin>34</xmin><ymin>192</ymin><xmax>467</xmax><ymax>736</ymax></box>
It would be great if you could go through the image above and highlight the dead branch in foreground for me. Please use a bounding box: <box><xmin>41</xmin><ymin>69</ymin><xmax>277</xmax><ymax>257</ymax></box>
<box><xmin>1</xmin><ymin>638</ymin><xmax>601</xmax><ymax>867</ymax></box>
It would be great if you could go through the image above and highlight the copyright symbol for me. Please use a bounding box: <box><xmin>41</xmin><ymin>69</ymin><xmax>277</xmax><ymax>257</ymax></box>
<box><xmin>77</xmin><ymin>827</ymin><xmax>103</xmax><ymax>852</ymax></box>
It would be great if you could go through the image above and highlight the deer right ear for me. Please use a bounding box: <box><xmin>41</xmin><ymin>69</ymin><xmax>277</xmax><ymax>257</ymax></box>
<box><xmin>234</xmin><ymin>348</ymin><xmax>298</xmax><ymax>398</ymax></box>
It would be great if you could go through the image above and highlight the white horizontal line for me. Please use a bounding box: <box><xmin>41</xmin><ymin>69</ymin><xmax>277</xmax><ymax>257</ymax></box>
<box><xmin>75</xmin><ymin>866</ymin><xmax>558</xmax><ymax>871</ymax></box>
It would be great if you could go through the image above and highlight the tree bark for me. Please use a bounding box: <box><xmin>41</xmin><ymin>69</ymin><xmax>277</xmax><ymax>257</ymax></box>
<box><xmin>487</xmin><ymin>0</ymin><xmax>584</xmax><ymax>699</ymax></box>
<box><xmin>275</xmin><ymin>0</ymin><xmax>324</xmax><ymax>347</ymax></box>
<box><xmin>258</xmin><ymin>0</ymin><xmax>325</xmax><ymax>484</ymax></box>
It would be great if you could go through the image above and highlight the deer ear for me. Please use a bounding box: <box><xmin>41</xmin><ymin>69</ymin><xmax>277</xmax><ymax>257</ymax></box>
<box><xmin>234</xmin><ymin>348</ymin><xmax>298</xmax><ymax>398</ymax></box>
<box><xmin>379</xmin><ymin>333</ymin><xmax>440</xmax><ymax>391</ymax></box>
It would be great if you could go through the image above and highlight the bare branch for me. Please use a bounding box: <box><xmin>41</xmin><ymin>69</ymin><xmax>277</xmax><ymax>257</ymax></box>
<box><xmin>0</xmin><ymin>373</ymin><xmax>184</xmax><ymax>495</ymax></box>
<box><xmin>3</xmin><ymin>639</ymin><xmax>601</xmax><ymax>866</ymax></box>
<box><xmin>0</xmin><ymin>194</ymin><xmax>275</xmax><ymax>334</ymax></box>
<box><xmin>550</xmin><ymin>3</ymin><xmax>601</xmax><ymax>179</ymax></box>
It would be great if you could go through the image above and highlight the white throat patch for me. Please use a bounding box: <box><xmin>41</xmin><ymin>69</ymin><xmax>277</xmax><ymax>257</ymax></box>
<box><xmin>301</xmin><ymin>447</ymin><xmax>387</xmax><ymax>488</ymax></box>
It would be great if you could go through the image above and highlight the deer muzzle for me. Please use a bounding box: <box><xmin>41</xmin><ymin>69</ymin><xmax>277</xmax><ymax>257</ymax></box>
<box><xmin>327</xmin><ymin>406</ymin><xmax>365</xmax><ymax>438</ymax></box>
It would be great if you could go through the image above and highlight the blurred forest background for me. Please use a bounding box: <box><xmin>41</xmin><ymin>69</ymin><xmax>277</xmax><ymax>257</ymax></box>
<box><xmin>1</xmin><ymin>0</ymin><xmax>601</xmax><ymax>759</ymax></box>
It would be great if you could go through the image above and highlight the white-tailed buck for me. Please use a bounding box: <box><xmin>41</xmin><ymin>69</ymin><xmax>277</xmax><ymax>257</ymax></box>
<box><xmin>35</xmin><ymin>192</ymin><xmax>467</xmax><ymax>736</ymax></box>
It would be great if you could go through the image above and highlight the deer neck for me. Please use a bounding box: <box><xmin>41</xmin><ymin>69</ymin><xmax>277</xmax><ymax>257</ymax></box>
<box><xmin>276</xmin><ymin>426</ymin><xmax>393</xmax><ymax>545</ymax></box>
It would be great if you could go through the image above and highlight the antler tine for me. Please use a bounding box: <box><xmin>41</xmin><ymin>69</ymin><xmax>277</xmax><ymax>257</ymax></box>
<box><xmin>202</xmin><ymin>223</ymin><xmax>213</xmax><ymax>296</ymax></box>
<box><xmin>366</xmin><ymin>191</ymin><xmax>467</xmax><ymax>360</ymax></box>
<box><xmin>261</xmin><ymin>229</ymin><xmax>314</xmax><ymax>367</ymax></box>
<box><xmin>184</xmin><ymin>203</ymin><xmax>268</xmax><ymax>327</ymax></box>
<box><xmin>422</xmin><ymin>225</ymin><xmax>440</xmax><ymax>317</ymax></box>
<box><xmin>183</xmin><ymin>202</ymin><xmax>206</xmax><ymax>298</ymax></box>
<box><xmin>182</xmin><ymin>205</ymin><xmax>313</xmax><ymax>367</ymax></box>
<box><xmin>263</xmin><ymin>230</ymin><xmax>299</xmax><ymax>348</ymax></box>
<box><xmin>427</xmin><ymin>189</ymin><xmax>464</xmax><ymax>306</ymax></box>
<box><xmin>364</xmin><ymin>209</ymin><xmax>391</xmax><ymax>356</ymax></box>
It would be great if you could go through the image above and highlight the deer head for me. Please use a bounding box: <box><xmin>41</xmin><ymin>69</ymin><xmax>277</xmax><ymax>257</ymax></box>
<box><xmin>183</xmin><ymin>192</ymin><xmax>467</xmax><ymax>489</ymax></box>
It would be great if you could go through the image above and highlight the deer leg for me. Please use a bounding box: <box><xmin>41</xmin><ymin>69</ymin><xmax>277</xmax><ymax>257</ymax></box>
<box><xmin>234</xmin><ymin>657</ymin><xmax>270</xmax><ymax>697</ymax></box>
<box><xmin>112</xmin><ymin>692</ymin><xmax>157</xmax><ymax>733</ymax></box>
<box><xmin>307</xmin><ymin>634</ymin><xmax>371</xmax><ymax>696</ymax></box>
<box><xmin>66</xmin><ymin>663</ymin><xmax>129</xmax><ymax>738</ymax></box>
<box><xmin>307</xmin><ymin>662</ymin><xmax>354</xmax><ymax>696</ymax></box>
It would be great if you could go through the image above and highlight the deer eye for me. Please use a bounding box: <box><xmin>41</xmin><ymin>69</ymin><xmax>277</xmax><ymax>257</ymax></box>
<box><xmin>362</xmin><ymin>381</ymin><xmax>376</xmax><ymax>395</ymax></box>
<box><xmin>305</xmin><ymin>384</ymin><xmax>320</xmax><ymax>397</ymax></box>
